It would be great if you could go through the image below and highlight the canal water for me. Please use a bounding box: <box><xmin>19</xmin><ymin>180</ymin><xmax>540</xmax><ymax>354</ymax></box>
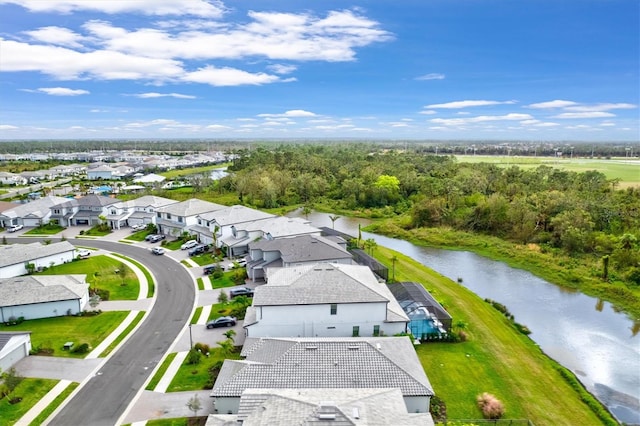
<box><xmin>287</xmin><ymin>209</ymin><xmax>640</xmax><ymax>425</ymax></box>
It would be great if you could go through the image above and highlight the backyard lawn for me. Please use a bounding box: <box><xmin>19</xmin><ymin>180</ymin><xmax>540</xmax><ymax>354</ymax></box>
<box><xmin>0</xmin><ymin>311</ymin><xmax>128</xmax><ymax>358</ymax></box>
<box><xmin>0</xmin><ymin>378</ymin><xmax>58</xmax><ymax>425</ymax></box>
<box><xmin>167</xmin><ymin>347</ymin><xmax>241</xmax><ymax>392</ymax></box>
<box><xmin>37</xmin><ymin>255</ymin><xmax>139</xmax><ymax>300</ymax></box>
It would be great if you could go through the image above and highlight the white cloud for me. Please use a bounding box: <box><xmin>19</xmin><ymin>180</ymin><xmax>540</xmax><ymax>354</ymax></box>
<box><xmin>564</xmin><ymin>103</ymin><xmax>636</xmax><ymax>112</ymax></box>
<box><xmin>425</xmin><ymin>100</ymin><xmax>517</xmax><ymax>109</ymax></box>
<box><xmin>258</xmin><ymin>110</ymin><xmax>317</xmax><ymax>118</ymax></box>
<box><xmin>416</xmin><ymin>73</ymin><xmax>445</xmax><ymax>81</ymax></box>
<box><xmin>527</xmin><ymin>100</ymin><xmax>578</xmax><ymax>109</ymax></box>
<box><xmin>431</xmin><ymin>113</ymin><xmax>533</xmax><ymax>126</ymax></box>
<box><xmin>131</xmin><ymin>92</ymin><xmax>196</xmax><ymax>99</ymax></box>
<box><xmin>419</xmin><ymin>110</ymin><xmax>437</xmax><ymax>115</ymax></box>
<box><xmin>183</xmin><ymin>66</ymin><xmax>283</xmax><ymax>86</ymax></box>
<box><xmin>267</xmin><ymin>64</ymin><xmax>297</xmax><ymax>74</ymax></box>
<box><xmin>553</xmin><ymin>112</ymin><xmax>615</xmax><ymax>119</ymax></box>
<box><xmin>24</xmin><ymin>26</ymin><xmax>85</xmax><ymax>48</ymax></box>
<box><xmin>31</xmin><ymin>87</ymin><xmax>90</xmax><ymax>96</ymax></box>
<box><xmin>600</xmin><ymin>121</ymin><xmax>616</xmax><ymax>127</ymax></box>
<box><xmin>206</xmin><ymin>124</ymin><xmax>230</xmax><ymax>130</ymax></box>
<box><xmin>2</xmin><ymin>0</ymin><xmax>225</xmax><ymax>17</ymax></box>
<box><xmin>124</xmin><ymin>119</ymin><xmax>178</xmax><ymax>128</ymax></box>
<box><xmin>0</xmin><ymin>125</ymin><xmax>18</xmax><ymax>130</ymax></box>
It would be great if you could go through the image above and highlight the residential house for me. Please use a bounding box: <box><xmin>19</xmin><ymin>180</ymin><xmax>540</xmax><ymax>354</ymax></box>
<box><xmin>205</xmin><ymin>388</ymin><xmax>434</xmax><ymax>426</ymax></box>
<box><xmin>105</xmin><ymin>195</ymin><xmax>178</xmax><ymax>229</ymax></box>
<box><xmin>388</xmin><ymin>282</ymin><xmax>453</xmax><ymax>337</ymax></box>
<box><xmin>246</xmin><ymin>234</ymin><xmax>352</xmax><ymax>282</ymax></box>
<box><xmin>0</xmin><ymin>172</ymin><xmax>27</xmax><ymax>186</ymax></box>
<box><xmin>87</xmin><ymin>165</ymin><xmax>119</xmax><ymax>180</ymax></box>
<box><xmin>50</xmin><ymin>194</ymin><xmax>121</xmax><ymax>226</ymax></box>
<box><xmin>132</xmin><ymin>173</ymin><xmax>166</xmax><ymax>185</ymax></box>
<box><xmin>192</xmin><ymin>205</ymin><xmax>275</xmax><ymax>246</ymax></box>
<box><xmin>211</xmin><ymin>337</ymin><xmax>434</xmax><ymax>416</ymax></box>
<box><xmin>244</xmin><ymin>263</ymin><xmax>408</xmax><ymax>338</ymax></box>
<box><xmin>0</xmin><ymin>332</ymin><xmax>32</xmax><ymax>371</ymax></box>
<box><xmin>0</xmin><ymin>241</ymin><xmax>77</xmax><ymax>278</ymax></box>
<box><xmin>19</xmin><ymin>170</ymin><xmax>47</xmax><ymax>183</ymax></box>
<box><xmin>0</xmin><ymin>275</ymin><xmax>89</xmax><ymax>321</ymax></box>
<box><xmin>220</xmin><ymin>216</ymin><xmax>321</xmax><ymax>258</ymax></box>
<box><xmin>155</xmin><ymin>198</ymin><xmax>225</xmax><ymax>238</ymax></box>
<box><xmin>0</xmin><ymin>195</ymin><xmax>69</xmax><ymax>228</ymax></box>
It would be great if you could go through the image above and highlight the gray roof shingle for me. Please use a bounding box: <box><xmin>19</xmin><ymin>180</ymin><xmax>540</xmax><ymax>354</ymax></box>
<box><xmin>249</xmin><ymin>235</ymin><xmax>351</xmax><ymax>264</ymax></box>
<box><xmin>156</xmin><ymin>198</ymin><xmax>225</xmax><ymax>217</ymax></box>
<box><xmin>0</xmin><ymin>241</ymin><xmax>76</xmax><ymax>268</ymax></box>
<box><xmin>0</xmin><ymin>275</ymin><xmax>88</xmax><ymax>307</ymax></box>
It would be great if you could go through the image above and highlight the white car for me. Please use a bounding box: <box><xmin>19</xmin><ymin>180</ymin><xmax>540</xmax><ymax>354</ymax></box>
<box><xmin>131</xmin><ymin>224</ymin><xmax>146</xmax><ymax>231</ymax></box>
<box><xmin>181</xmin><ymin>240</ymin><xmax>199</xmax><ymax>250</ymax></box>
<box><xmin>77</xmin><ymin>249</ymin><xmax>91</xmax><ymax>258</ymax></box>
<box><xmin>7</xmin><ymin>224</ymin><xmax>23</xmax><ymax>233</ymax></box>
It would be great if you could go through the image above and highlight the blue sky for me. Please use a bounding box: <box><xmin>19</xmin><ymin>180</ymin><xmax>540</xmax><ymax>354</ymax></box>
<box><xmin>0</xmin><ymin>0</ymin><xmax>638</xmax><ymax>141</ymax></box>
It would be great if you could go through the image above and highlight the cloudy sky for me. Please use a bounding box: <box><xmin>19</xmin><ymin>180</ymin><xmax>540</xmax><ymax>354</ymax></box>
<box><xmin>0</xmin><ymin>0</ymin><xmax>638</xmax><ymax>141</ymax></box>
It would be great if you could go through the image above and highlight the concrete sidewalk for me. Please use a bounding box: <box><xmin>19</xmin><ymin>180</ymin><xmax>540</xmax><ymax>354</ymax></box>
<box><xmin>123</xmin><ymin>390</ymin><xmax>215</xmax><ymax>424</ymax></box>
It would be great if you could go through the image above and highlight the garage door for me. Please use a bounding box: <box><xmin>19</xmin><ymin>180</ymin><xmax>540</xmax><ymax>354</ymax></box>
<box><xmin>76</xmin><ymin>219</ymin><xmax>89</xmax><ymax>225</ymax></box>
<box><xmin>0</xmin><ymin>344</ymin><xmax>27</xmax><ymax>371</ymax></box>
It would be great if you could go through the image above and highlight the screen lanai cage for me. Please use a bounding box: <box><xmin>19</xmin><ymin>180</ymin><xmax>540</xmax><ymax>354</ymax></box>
<box><xmin>387</xmin><ymin>282</ymin><xmax>452</xmax><ymax>338</ymax></box>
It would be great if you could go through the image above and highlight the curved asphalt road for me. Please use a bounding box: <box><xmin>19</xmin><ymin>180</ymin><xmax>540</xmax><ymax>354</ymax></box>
<box><xmin>40</xmin><ymin>239</ymin><xmax>195</xmax><ymax>426</ymax></box>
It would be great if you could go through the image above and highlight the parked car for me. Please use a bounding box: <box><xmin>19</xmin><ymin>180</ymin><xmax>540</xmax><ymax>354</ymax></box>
<box><xmin>203</xmin><ymin>264</ymin><xmax>221</xmax><ymax>275</ymax></box>
<box><xmin>7</xmin><ymin>224</ymin><xmax>23</xmax><ymax>233</ymax></box>
<box><xmin>206</xmin><ymin>316</ymin><xmax>237</xmax><ymax>329</ymax></box>
<box><xmin>77</xmin><ymin>249</ymin><xmax>91</xmax><ymax>258</ymax></box>
<box><xmin>181</xmin><ymin>240</ymin><xmax>199</xmax><ymax>250</ymax></box>
<box><xmin>188</xmin><ymin>244</ymin><xmax>207</xmax><ymax>256</ymax></box>
<box><xmin>131</xmin><ymin>224</ymin><xmax>146</xmax><ymax>231</ymax></box>
<box><xmin>148</xmin><ymin>234</ymin><xmax>166</xmax><ymax>243</ymax></box>
<box><xmin>230</xmin><ymin>287</ymin><xmax>254</xmax><ymax>298</ymax></box>
<box><xmin>226</xmin><ymin>258</ymin><xmax>247</xmax><ymax>269</ymax></box>
<box><xmin>144</xmin><ymin>234</ymin><xmax>156</xmax><ymax>241</ymax></box>
<box><xmin>151</xmin><ymin>247</ymin><xmax>165</xmax><ymax>255</ymax></box>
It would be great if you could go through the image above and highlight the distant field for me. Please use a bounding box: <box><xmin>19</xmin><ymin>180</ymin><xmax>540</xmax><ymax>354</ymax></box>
<box><xmin>455</xmin><ymin>155</ymin><xmax>640</xmax><ymax>187</ymax></box>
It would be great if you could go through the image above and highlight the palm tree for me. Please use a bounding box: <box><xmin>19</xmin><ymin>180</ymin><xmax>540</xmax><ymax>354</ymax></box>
<box><xmin>329</xmin><ymin>215</ymin><xmax>340</xmax><ymax>230</ymax></box>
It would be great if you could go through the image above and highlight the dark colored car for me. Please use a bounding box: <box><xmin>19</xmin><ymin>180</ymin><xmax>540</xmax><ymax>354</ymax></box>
<box><xmin>230</xmin><ymin>287</ymin><xmax>254</xmax><ymax>298</ymax></box>
<box><xmin>148</xmin><ymin>234</ymin><xmax>166</xmax><ymax>243</ymax></box>
<box><xmin>188</xmin><ymin>244</ymin><xmax>207</xmax><ymax>256</ymax></box>
<box><xmin>206</xmin><ymin>316</ymin><xmax>236</xmax><ymax>329</ymax></box>
<box><xmin>203</xmin><ymin>264</ymin><xmax>221</xmax><ymax>275</ymax></box>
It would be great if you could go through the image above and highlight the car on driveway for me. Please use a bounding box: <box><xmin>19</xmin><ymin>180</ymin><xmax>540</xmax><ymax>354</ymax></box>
<box><xmin>206</xmin><ymin>316</ymin><xmax>236</xmax><ymax>329</ymax></box>
<box><xmin>131</xmin><ymin>224</ymin><xmax>146</xmax><ymax>231</ymax></box>
<box><xmin>181</xmin><ymin>240</ymin><xmax>199</xmax><ymax>250</ymax></box>
<box><xmin>188</xmin><ymin>244</ymin><xmax>208</xmax><ymax>256</ymax></box>
<box><xmin>226</xmin><ymin>258</ymin><xmax>247</xmax><ymax>269</ymax></box>
<box><xmin>148</xmin><ymin>234</ymin><xmax>166</xmax><ymax>243</ymax></box>
<box><xmin>203</xmin><ymin>264</ymin><xmax>221</xmax><ymax>275</ymax></box>
<box><xmin>151</xmin><ymin>247</ymin><xmax>165</xmax><ymax>255</ymax></box>
<box><xmin>77</xmin><ymin>249</ymin><xmax>91</xmax><ymax>258</ymax></box>
<box><xmin>230</xmin><ymin>287</ymin><xmax>254</xmax><ymax>298</ymax></box>
<box><xmin>7</xmin><ymin>224</ymin><xmax>23</xmax><ymax>233</ymax></box>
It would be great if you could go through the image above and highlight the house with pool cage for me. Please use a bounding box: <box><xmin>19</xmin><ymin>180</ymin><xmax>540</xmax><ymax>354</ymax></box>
<box><xmin>387</xmin><ymin>282</ymin><xmax>452</xmax><ymax>339</ymax></box>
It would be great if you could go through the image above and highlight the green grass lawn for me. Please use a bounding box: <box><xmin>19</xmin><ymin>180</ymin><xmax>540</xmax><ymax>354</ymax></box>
<box><xmin>191</xmin><ymin>307</ymin><xmax>203</xmax><ymax>324</ymax></box>
<box><xmin>146</xmin><ymin>417</ymin><xmax>207</xmax><ymax>426</ymax></box>
<box><xmin>163</xmin><ymin>239</ymin><xmax>187</xmax><ymax>250</ymax></box>
<box><xmin>210</xmin><ymin>271</ymin><xmax>240</xmax><ymax>289</ymax></box>
<box><xmin>373</xmin><ymin>245</ymin><xmax>612</xmax><ymax>426</ymax></box>
<box><xmin>197</xmin><ymin>278</ymin><xmax>204</xmax><ymax>291</ymax></box>
<box><xmin>0</xmin><ymin>312</ymin><xmax>128</xmax><ymax>357</ymax></box>
<box><xmin>125</xmin><ymin>229</ymin><xmax>153</xmax><ymax>241</ymax></box>
<box><xmin>0</xmin><ymin>378</ymin><xmax>58</xmax><ymax>425</ymax></box>
<box><xmin>190</xmin><ymin>252</ymin><xmax>219</xmax><ymax>266</ymax></box>
<box><xmin>38</xmin><ymin>255</ymin><xmax>139</xmax><ymax>300</ymax></box>
<box><xmin>159</xmin><ymin>163</ymin><xmax>229</xmax><ymax>179</ymax></box>
<box><xmin>23</xmin><ymin>223</ymin><xmax>66</xmax><ymax>235</ymax></box>
<box><xmin>167</xmin><ymin>347</ymin><xmax>241</xmax><ymax>392</ymax></box>
<box><xmin>110</xmin><ymin>253</ymin><xmax>155</xmax><ymax>297</ymax></box>
<box><xmin>145</xmin><ymin>352</ymin><xmax>178</xmax><ymax>391</ymax></box>
<box><xmin>28</xmin><ymin>382</ymin><xmax>79</xmax><ymax>426</ymax></box>
<box><xmin>82</xmin><ymin>226</ymin><xmax>112</xmax><ymax>236</ymax></box>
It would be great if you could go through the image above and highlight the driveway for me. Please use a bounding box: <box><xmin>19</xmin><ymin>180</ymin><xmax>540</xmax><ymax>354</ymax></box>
<box><xmin>14</xmin><ymin>356</ymin><xmax>103</xmax><ymax>382</ymax></box>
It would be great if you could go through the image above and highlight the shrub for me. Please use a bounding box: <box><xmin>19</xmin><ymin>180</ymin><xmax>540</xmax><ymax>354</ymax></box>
<box><xmin>212</xmin><ymin>269</ymin><xmax>223</xmax><ymax>279</ymax></box>
<box><xmin>186</xmin><ymin>348</ymin><xmax>202</xmax><ymax>365</ymax></box>
<box><xmin>194</xmin><ymin>342</ymin><xmax>210</xmax><ymax>355</ymax></box>
<box><xmin>476</xmin><ymin>392</ymin><xmax>505</xmax><ymax>419</ymax></box>
<box><xmin>72</xmin><ymin>343</ymin><xmax>90</xmax><ymax>354</ymax></box>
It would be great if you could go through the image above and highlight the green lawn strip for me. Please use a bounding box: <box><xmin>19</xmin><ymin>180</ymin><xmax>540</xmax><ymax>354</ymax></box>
<box><xmin>189</xmin><ymin>252</ymin><xmax>220</xmax><ymax>266</ymax></box>
<box><xmin>159</xmin><ymin>163</ymin><xmax>229</xmax><ymax>179</ymax></box>
<box><xmin>197</xmin><ymin>278</ymin><xmax>204</xmax><ymax>291</ymax></box>
<box><xmin>23</xmin><ymin>224</ymin><xmax>66</xmax><ymax>235</ymax></box>
<box><xmin>210</xmin><ymin>271</ymin><xmax>238</xmax><ymax>289</ymax></box>
<box><xmin>181</xmin><ymin>260</ymin><xmax>192</xmax><ymax>268</ymax></box>
<box><xmin>111</xmin><ymin>253</ymin><xmax>155</xmax><ymax>297</ymax></box>
<box><xmin>191</xmin><ymin>307</ymin><xmax>203</xmax><ymax>324</ymax></box>
<box><xmin>206</xmin><ymin>302</ymin><xmax>238</xmax><ymax>321</ymax></box>
<box><xmin>28</xmin><ymin>382</ymin><xmax>79</xmax><ymax>426</ymax></box>
<box><xmin>163</xmin><ymin>239</ymin><xmax>186</xmax><ymax>250</ymax></box>
<box><xmin>167</xmin><ymin>347</ymin><xmax>241</xmax><ymax>392</ymax></box>
<box><xmin>145</xmin><ymin>352</ymin><xmax>178</xmax><ymax>391</ymax></box>
<box><xmin>99</xmin><ymin>311</ymin><xmax>146</xmax><ymax>357</ymax></box>
<box><xmin>146</xmin><ymin>417</ymin><xmax>208</xmax><ymax>426</ymax></box>
<box><xmin>0</xmin><ymin>312</ymin><xmax>128</xmax><ymax>358</ymax></box>
<box><xmin>368</xmin><ymin>221</ymin><xmax>640</xmax><ymax>319</ymax></box>
<box><xmin>37</xmin><ymin>255</ymin><xmax>139</xmax><ymax>300</ymax></box>
<box><xmin>125</xmin><ymin>229</ymin><xmax>153</xmax><ymax>241</ymax></box>
<box><xmin>0</xmin><ymin>378</ymin><xmax>58</xmax><ymax>425</ymax></box>
<box><xmin>118</xmin><ymin>240</ymin><xmax>134</xmax><ymax>244</ymax></box>
<box><xmin>373</xmin><ymin>245</ymin><xmax>612</xmax><ymax>426</ymax></box>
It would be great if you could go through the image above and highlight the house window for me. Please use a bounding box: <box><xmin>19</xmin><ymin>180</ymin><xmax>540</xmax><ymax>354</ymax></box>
<box><xmin>373</xmin><ymin>325</ymin><xmax>380</xmax><ymax>336</ymax></box>
<box><xmin>352</xmin><ymin>326</ymin><xmax>360</xmax><ymax>337</ymax></box>
<box><xmin>178</xmin><ymin>216</ymin><xmax>183</xmax><ymax>223</ymax></box>
<box><xmin>157</xmin><ymin>212</ymin><xmax>161</xmax><ymax>218</ymax></box>
<box><xmin>330</xmin><ymin>304</ymin><xmax>337</xmax><ymax>315</ymax></box>
<box><xmin>110</xmin><ymin>209</ymin><xmax>116</xmax><ymax>215</ymax></box>
<box><xmin>167</xmin><ymin>214</ymin><xmax>172</xmax><ymax>220</ymax></box>
<box><xmin>198</xmin><ymin>219</ymin><xmax>202</xmax><ymax>225</ymax></box>
<box><xmin>53</xmin><ymin>209</ymin><xmax>60</xmax><ymax>215</ymax></box>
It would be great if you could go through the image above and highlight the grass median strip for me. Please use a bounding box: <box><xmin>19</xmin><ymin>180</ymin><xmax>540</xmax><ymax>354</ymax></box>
<box><xmin>180</xmin><ymin>259</ymin><xmax>192</xmax><ymax>268</ymax></box>
<box><xmin>111</xmin><ymin>253</ymin><xmax>155</xmax><ymax>297</ymax></box>
<box><xmin>28</xmin><ymin>382</ymin><xmax>79</xmax><ymax>426</ymax></box>
<box><xmin>0</xmin><ymin>378</ymin><xmax>58</xmax><ymax>425</ymax></box>
<box><xmin>145</xmin><ymin>352</ymin><xmax>178</xmax><ymax>391</ymax></box>
<box><xmin>99</xmin><ymin>311</ymin><xmax>146</xmax><ymax>357</ymax></box>
<box><xmin>167</xmin><ymin>347</ymin><xmax>241</xmax><ymax>392</ymax></box>
<box><xmin>191</xmin><ymin>306</ymin><xmax>203</xmax><ymax>324</ymax></box>
<box><xmin>197</xmin><ymin>277</ymin><xmax>204</xmax><ymax>291</ymax></box>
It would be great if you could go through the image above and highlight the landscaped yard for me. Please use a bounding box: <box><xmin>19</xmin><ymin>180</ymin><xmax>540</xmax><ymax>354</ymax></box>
<box><xmin>162</xmin><ymin>239</ymin><xmax>187</xmax><ymax>250</ymax></box>
<box><xmin>125</xmin><ymin>229</ymin><xmax>153</xmax><ymax>241</ymax></box>
<box><xmin>373</xmin><ymin>245</ymin><xmax>612</xmax><ymax>425</ymax></box>
<box><xmin>167</xmin><ymin>346</ymin><xmax>241</xmax><ymax>392</ymax></box>
<box><xmin>37</xmin><ymin>255</ymin><xmax>139</xmax><ymax>300</ymax></box>
<box><xmin>81</xmin><ymin>224</ymin><xmax>111</xmax><ymax>236</ymax></box>
<box><xmin>206</xmin><ymin>299</ymin><xmax>251</xmax><ymax>321</ymax></box>
<box><xmin>23</xmin><ymin>223</ymin><xmax>66</xmax><ymax>235</ymax></box>
<box><xmin>0</xmin><ymin>311</ymin><xmax>128</xmax><ymax>358</ymax></box>
<box><xmin>0</xmin><ymin>378</ymin><xmax>58</xmax><ymax>425</ymax></box>
<box><xmin>210</xmin><ymin>271</ymin><xmax>243</xmax><ymax>289</ymax></box>
<box><xmin>189</xmin><ymin>252</ymin><xmax>219</xmax><ymax>266</ymax></box>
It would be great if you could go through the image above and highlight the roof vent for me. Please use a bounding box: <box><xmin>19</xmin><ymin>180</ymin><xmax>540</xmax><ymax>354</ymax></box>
<box><xmin>318</xmin><ymin>402</ymin><xmax>337</xmax><ymax>420</ymax></box>
<box><xmin>305</xmin><ymin>345</ymin><xmax>318</xmax><ymax>350</ymax></box>
<box><xmin>353</xmin><ymin>407</ymin><xmax>360</xmax><ymax>419</ymax></box>
<box><xmin>347</xmin><ymin>345</ymin><xmax>359</xmax><ymax>350</ymax></box>
<box><xmin>376</xmin><ymin>343</ymin><xmax>381</xmax><ymax>350</ymax></box>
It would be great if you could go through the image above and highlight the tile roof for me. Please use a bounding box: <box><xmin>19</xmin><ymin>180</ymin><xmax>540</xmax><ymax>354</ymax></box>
<box><xmin>0</xmin><ymin>241</ymin><xmax>76</xmax><ymax>268</ymax></box>
<box><xmin>156</xmin><ymin>198</ymin><xmax>225</xmax><ymax>217</ymax></box>
<box><xmin>198</xmin><ymin>205</ymin><xmax>275</xmax><ymax>226</ymax></box>
<box><xmin>212</xmin><ymin>337</ymin><xmax>433</xmax><ymax>398</ymax></box>
<box><xmin>0</xmin><ymin>196</ymin><xmax>68</xmax><ymax>219</ymax></box>
<box><xmin>0</xmin><ymin>274</ymin><xmax>88</xmax><ymax>307</ymax></box>
<box><xmin>249</xmin><ymin>234</ymin><xmax>351</xmax><ymax>264</ymax></box>
<box><xmin>123</xmin><ymin>195</ymin><xmax>177</xmax><ymax>209</ymax></box>
<box><xmin>241</xmin><ymin>216</ymin><xmax>321</xmax><ymax>238</ymax></box>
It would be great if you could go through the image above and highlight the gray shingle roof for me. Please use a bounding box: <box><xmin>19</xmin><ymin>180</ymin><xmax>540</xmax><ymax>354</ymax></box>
<box><xmin>212</xmin><ymin>337</ymin><xmax>433</xmax><ymax>398</ymax></box>
<box><xmin>249</xmin><ymin>235</ymin><xmax>351</xmax><ymax>264</ymax></box>
<box><xmin>0</xmin><ymin>241</ymin><xmax>76</xmax><ymax>268</ymax></box>
<box><xmin>0</xmin><ymin>196</ymin><xmax>68</xmax><ymax>220</ymax></box>
<box><xmin>0</xmin><ymin>332</ymin><xmax>31</xmax><ymax>352</ymax></box>
<box><xmin>0</xmin><ymin>274</ymin><xmax>88</xmax><ymax>307</ymax></box>
<box><xmin>156</xmin><ymin>198</ymin><xmax>225</xmax><ymax>217</ymax></box>
<box><xmin>198</xmin><ymin>205</ymin><xmax>274</xmax><ymax>226</ymax></box>
<box><xmin>241</xmin><ymin>216</ymin><xmax>321</xmax><ymax>238</ymax></box>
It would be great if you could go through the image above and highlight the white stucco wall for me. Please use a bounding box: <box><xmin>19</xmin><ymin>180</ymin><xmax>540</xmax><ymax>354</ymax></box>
<box><xmin>247</xmin><ymin>302</ymin><xmax>404</xmax><ymax>338</ymax></box>
<box><xmin>404</xmin><ymin>396</ymin><xmax>431</xmax><ymax>414</ymax></box>
<box><xmin>0</xmin><ymin>334</ymin><xmax>31</xmax><ymax>371</ymax></box>
<box><xmin>0</xmin><ymin>249</ymin><xmax>75</xmax><ymax>278</ymax></box>
<box><xmin>213</xmin><ymin>397</ymin><xmax>240</xmax><ymax>414</ymax></box>
<box><xmin>0</xmin><ymin>298</ymin><xmax>84</xmax><ymax>322</ymax></box>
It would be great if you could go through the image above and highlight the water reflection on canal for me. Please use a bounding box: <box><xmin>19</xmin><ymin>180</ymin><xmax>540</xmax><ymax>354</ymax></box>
<box><xmin>287</xmin><ymin>209</ymin><xmax>640</xmax><ymax>424</ymax></box>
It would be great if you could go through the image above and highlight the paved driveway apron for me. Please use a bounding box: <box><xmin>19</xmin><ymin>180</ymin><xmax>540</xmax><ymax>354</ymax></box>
<box><xmin>47</xmin><ymin>239</ymin><xmax>195</xmax><ymax>426</ymax></box>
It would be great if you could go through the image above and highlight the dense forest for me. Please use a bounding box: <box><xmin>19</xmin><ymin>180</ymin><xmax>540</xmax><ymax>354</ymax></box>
<box><xmin>219</xmin><ymin>144</ymin><xmax>639</xmax><ymax>292</ymax></box>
